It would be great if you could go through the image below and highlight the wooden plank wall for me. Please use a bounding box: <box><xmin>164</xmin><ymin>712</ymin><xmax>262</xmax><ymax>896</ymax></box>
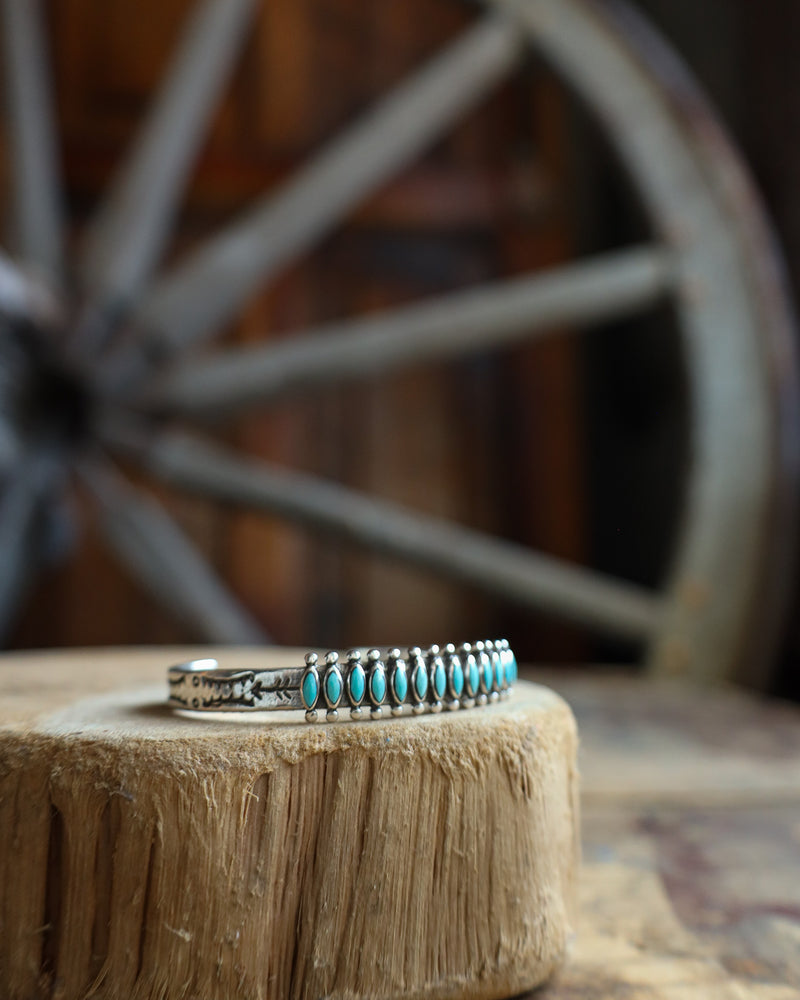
<box><xmin>11</xmin><ymin>0</ymin><xmax>583</xmax><ymax>656</ymax></box>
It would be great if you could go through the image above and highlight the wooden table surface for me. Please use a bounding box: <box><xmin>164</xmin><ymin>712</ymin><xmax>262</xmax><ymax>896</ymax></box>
<box><xmin>527</xmin><ymin>670</ymin><xmax>800</xmax><ymax>1000</ymax></box>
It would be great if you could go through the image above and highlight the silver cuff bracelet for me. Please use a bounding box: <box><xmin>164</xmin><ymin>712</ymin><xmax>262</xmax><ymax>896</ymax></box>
<box><xmin>168</xmin><ymin>639</ymin><xmax>517</xmax><ymax>722</ymax></box>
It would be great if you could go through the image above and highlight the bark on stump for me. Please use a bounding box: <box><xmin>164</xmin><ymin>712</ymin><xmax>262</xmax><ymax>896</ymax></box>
<box><xmin>0</xmin><ymin>648</ymin><xmax>580</xmax><ymax>1000</ymax></box>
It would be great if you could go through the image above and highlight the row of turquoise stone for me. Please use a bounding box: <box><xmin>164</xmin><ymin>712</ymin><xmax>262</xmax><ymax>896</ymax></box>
<box><xmin>300</xmin><ymin>640</ymin><xmax>517</xmax><ymax>722</ymax></box>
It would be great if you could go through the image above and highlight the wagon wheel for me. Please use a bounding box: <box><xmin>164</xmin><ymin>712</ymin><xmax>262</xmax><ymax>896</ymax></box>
<box><xmin>0</xmin><ymin>0</ymin><xmax>796</xmax><ymax>683</ymax></box>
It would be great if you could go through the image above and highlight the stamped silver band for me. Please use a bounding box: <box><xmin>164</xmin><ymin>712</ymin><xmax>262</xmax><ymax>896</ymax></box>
<box><xmin>168</xmin><ymin>640</ymin><xmax>518</xmax><ymax>722</ymax></box>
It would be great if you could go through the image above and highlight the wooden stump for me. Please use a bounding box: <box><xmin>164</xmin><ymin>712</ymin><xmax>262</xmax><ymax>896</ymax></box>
<box><xmin>0</xmin><ymin>649</ymin><xmax>579</xmax><ymax>1000</ymax></box>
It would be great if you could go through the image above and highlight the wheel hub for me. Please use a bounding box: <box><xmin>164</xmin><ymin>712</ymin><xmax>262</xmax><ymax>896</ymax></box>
<box><xmin>1</xmin><ymin>315</ymin><xmax>93</xmax><ymax>451</ymax></box>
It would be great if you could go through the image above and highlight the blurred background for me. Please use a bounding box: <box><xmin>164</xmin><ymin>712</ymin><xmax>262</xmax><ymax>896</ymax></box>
<box><xmin>3</xmin><ymin>0</ymin><xmax>799</xmax><ymax>697</ymax></box>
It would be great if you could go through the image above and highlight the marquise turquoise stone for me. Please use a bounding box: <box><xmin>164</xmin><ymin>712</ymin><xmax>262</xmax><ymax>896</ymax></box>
<box><xmin>325</xmin><ymin>669</ymin><xmax>342</xmax><ymax>706</ymax></box>
<box><xmin>494</xmin><ymin>653</ymin><xmax>504</xmax><ymax>689</ymax></box>
<box><xmin>392</xmin><ymin>664</ymin><xmax>408</xmax><ymax>702</ymax></box>
<box><xmin>301</xmin><ymin>670</ymin><xmax>318</xmax><ymax>709</ymax></box>
<box><xmin>481</xmin><ymin>654</ymin><xmax>493</xmax><ymax>692</ymax></box>
<box><xmin>349</xmin><ymin>663</ymin><xmax>366</xmax><ymax>703</ymax></box>
<box><xmin>413</xmin><ymin>663</ymin><xmax>428</xmax><ymax>700</ymax></box>
<box><xmin>506</xmin><ymin>653</ymin><xmax>517</xmax><ymax>685</ymax></box>
<box><xmin>450</xmin><ymin>659</ymin><xmax>464</xmax><ymax>697</ymax></box>
<box><xmin>433</xmin><ymin>660</ymin><xmax>447</xmax><ymax>700</ymax></box>
<box><xmin>467</xmin><ymin>656</ymin><xmax>480</xmax><ymax>697</ymax></box>
<box><xmin>370</xmin><ymin>667</ymin><xmax>387</xmax><ymax>704</ymax></box>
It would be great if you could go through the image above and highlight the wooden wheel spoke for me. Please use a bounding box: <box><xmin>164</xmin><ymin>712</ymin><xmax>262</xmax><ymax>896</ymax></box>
<box><xmin>121</xmin><ymin>15</ymin><xmax>523</xmax><ymax>366</ymax></box>
<box><xmin>76</xmin><ymin>0</ymin><xmax>259</xmax><ymax>350</ymax></box>
<box><xmin>78</xmin><ymin>457</ymin><xmax>268</xmax><ymax>644</ymax></box>
<box><xmin>146</xmin><ymin>245</ymin><xmax>673</xmax><ymax>418</ymax></box>
<box><xmin>0</xmin><ymin>0</ymin><xmax>63</xmax><ymax>282</ymax></box>
<box><xmin>110</xmin><ymin>429</ymin><xmax>663</xmax><ymax>640</ymax></box>
<box><xmin>0</xmin><ymin>249</ymin><xmax>33</xmax><ymax>319</ymax></box>
<box><xmin>0</xmin><ymin>246</ymin><xmax>60</xmax><ymax>325</ymax></box>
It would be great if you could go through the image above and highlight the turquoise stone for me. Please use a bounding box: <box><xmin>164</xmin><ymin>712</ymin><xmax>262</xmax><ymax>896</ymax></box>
<box><xmin>301</xmin><ymin>670</ymin><xmax>318</xmax><ymax>709</ymax></box>
<box><xmin>348</xmin><ymin>663</ymin><xmax>366</xmax><ymax>704</ymax></box>
<box><xmin>506</xmin><ymin>653</ymin><xmax>517</xmax><ymax>685</ymax></box>
<box><xmin>481</xmin><ymin>654</ymin><xmax>493</xmax><ymax>692</ymax></box>
<box><xmin>413</xmin><ymin>662</ymin><xmax>428</xmax><ymax>701</ymax></box>
<box><xmin>450</xmin><ymin>658</ymin><xmax>464</xmax><ymax>698</ymax></box>
<box><xmin>392</xmin><ymin>663</ymin><xmax>408</xmax><ymax>702</ymax></box>
<box><xmin>493</xmin><ymin>653</ymin><xmax>504</xmax><ymax>690</ymax></box>
<box><xmin>370</xmin><ymin>667</ymin><xmax>387</xmax><ymax>704</ymax></box>
<box><xmin>325</xmin><ymin>668</ymin><xmax>342</xmax><ymax>706</ymax></box>
<box><xmin>467</xmin><ymin>656</ymin><xmax>480</xmax><ymax>697</ymax></box>
<box><xmin>433</xmin><ymin>659</ymin><xmax>447</xmax><ymax>700</ymax></box>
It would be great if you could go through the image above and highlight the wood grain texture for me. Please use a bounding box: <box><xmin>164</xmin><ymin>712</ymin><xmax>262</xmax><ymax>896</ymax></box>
<box><xmin>0</xmin><ymin>649</ymin><xmax>579</xmax><ymax>1000</ymax></box>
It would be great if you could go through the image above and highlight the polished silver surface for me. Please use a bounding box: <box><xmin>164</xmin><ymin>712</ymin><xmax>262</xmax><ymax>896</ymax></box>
<box><xmin>168</xmin><ymin>640</ymin><xmax>516</xmax><ymax>722</ymax></box>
